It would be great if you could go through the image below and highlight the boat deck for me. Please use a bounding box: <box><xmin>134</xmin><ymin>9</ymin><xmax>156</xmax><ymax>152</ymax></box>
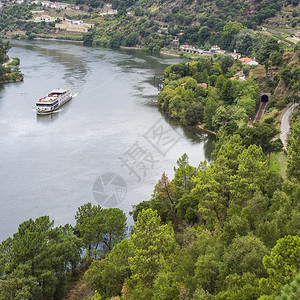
<box><xmin>37</xmin><ymin>89</ymin><xmax>68</xmax><ymax>104</ymax></box>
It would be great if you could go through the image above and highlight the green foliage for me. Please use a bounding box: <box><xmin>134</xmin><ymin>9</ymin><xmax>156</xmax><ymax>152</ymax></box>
<box><xmin>84</xmin><ymin>239</ymin><xmax>132</xmax><ymax>298</ymax></box>
<box><xmin>126</xmin><ymin>209</ymin><xmax>178</xmax><ymax>297</ymax></box>
<box><xmin>233</xmin><ymin>29</ymin><xmax>255</xmax><ymax>56</ymax></box>
<box><xmin>256</xmin><ymin>39</ymin><xmax>283</xmax><ymax>65</ymax></box>
<box><xmin>204</xmin><ymin>97</ymin><xmax>219</xmax><ymax>130</ymax></box>
<box><xmin>216</xmin><ymin>272</ymin><xmax>261</xmax><ymax>300</ymax></box>
<box><xmin>221</xmin><ymin>235</ymin><xmax>269</xmax><ymax>279</ymax></box>
<box><xmin>287</xmin><ymin>117</ymin><xmax>300</xmax><ymax>180</ymax></box>
<box><xmin>91</xmin><ymin>290</ymin><xmax>102</xmax><ymax>300</ymax></box>
<box><xmin>275</xmin><ymin>273</ymin><xmax>300</xmax><ymax>300</ymax></box>
<box><xmin>185</xmin><ymin>102</ymin><xmax>204</xmax><ymax>125</ymax></box>
<box><xmin>0</xmin><ymin>216</ymin><xmax>82</xmax><ymax>300</ymax></box>
<box><xmin>2</xmin><ymin>123</ymin><xmax>300</xmax><ymax>300</ymax></box>
<box><xmin>158</xmin><ymin>59</ymin><xmax>259</xmax><ymax>131</ymax></box>
<box><xmin>75</xmin><ymin>203</ymin><xmax>127</xmax><ymax>258</ymax></box>
<box><xmin>0</xmin><ymin>39</ymin><xmax>22</xmax><ymax>83</ymax></box>
<box><xmin>259</xmin><ymin>235</ymin><xmax>300</xmax><ymax>297</ymax></box>
<box><xmin>221</xmin><ymin>21</ymin><xmax>245</xmax><ymax>50</ymax></box>
<box><xmin>124</xmin><ymin>32</ymin><xmax>139</xmax><ymax>47</ymax></box>
<box><xmin>237</xmin><ymin>122</ymin><xmax>283</xmax><ymax>157</ymax></box>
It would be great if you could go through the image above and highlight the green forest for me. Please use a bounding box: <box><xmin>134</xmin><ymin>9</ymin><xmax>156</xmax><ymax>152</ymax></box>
<box><xmin>79</xmin><ymin>0</ymin><xmax>299</xmax><ymax>52</ymax></box>
<box><xmin>0</xmin><ymin>40</ymin><xmax>23</xmax><ymax>82</ymax></box>
<box><xmin>0</xmin><ymin>115</ymin><xmax>299</xmax><ymax>299</ymax></box>
<box><xmin>0</xmin><ymin>0</ymin><xmax>299</xmax><ymax>54</ymax></box>
<box><xmin>157</xmin><ymin>56</ymin><xmax>260</xmax><ymax>129</ymax></box>
<box><xmin>157</xmin><ymin>39</ymin><xmax>300</xmax><ymax>131</ymax></box>
<box><xmin>0</xmin><ymin>0</ymin><xmax>299</xmax><ymax>298</ymax></box>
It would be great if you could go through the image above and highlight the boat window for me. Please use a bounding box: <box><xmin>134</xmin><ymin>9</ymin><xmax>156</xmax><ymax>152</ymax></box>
<box><xmin>37</xmin><ymin>103</ymin><xmax>55</xmax><ymax>106</ymax></box>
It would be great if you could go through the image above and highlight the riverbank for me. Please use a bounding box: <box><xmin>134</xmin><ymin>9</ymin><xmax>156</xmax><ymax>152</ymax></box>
<box><xmin>120</xmin><ymin>46</ymin><xmax>143</xmax><ymax>50</ymax></box>
<box><xmin>120</xmin><ymin>45</ymin><xmax>182</xmax><ymax>58</ymax></box>
<box><xmin>196</xmin><ymin>125</ymin><xmax>217</xmax><ymax>136</ymax></box>
<box><xmin>34</xmin><ymin>37</ymin><xmax>84</xmax><ymax>44</ymax></box>
<box><xmin>3</xmin><ymin>36</ymin><xmax>84</xmax><ymax>44</ymax></box>
<box><xmin>160</xmin><ymin>50</ymin><xmax>181</xmax><ymax>57</ymax></box>
<box><xmin>0</xmin><ymin>77</ymin><xmax>23</xmax><ymax>83</ymax></box>
<box><xmin>1</xmin><ymin>56</ymin><xmax>23</xmax><ymax>83</ymax></box>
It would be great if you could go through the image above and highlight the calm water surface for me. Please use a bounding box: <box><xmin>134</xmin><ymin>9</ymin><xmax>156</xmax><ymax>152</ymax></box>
<box><xmin>0</xmin><ymin>40</ymin><xmax>214</xmax><ymax>241</ymax></box>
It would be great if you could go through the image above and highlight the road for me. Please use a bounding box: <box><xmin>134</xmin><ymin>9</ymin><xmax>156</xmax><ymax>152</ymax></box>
<box><xmin>280</xmin><ymin>103</ymin><xmax>299</xmax><ymax>148</ymax></box>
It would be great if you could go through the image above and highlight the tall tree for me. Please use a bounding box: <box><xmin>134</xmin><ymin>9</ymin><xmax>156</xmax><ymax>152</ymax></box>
<box><xmin>75</xmin><ymin>203</ymin><xmax>102</xmax><ymax>258</ymax></box>
<box><xmin>221</xmin><ymin>79</ymin><xmax>234</xmax><ymax>105</ymax></box>
<box><xmin>287</xmin><ymin>117</ymin><xmax>300</xmax><ymax>180</ymax></box>
<box><xmin>221</xmin><ymin>21</ymin><xmax>245</xmax><ymax>50</ymax></box>
<box><xmin>0</xmin><ymin>216</ymin><xmax>82</xmax><ymax>300</ymax></box>
<box><xmin>75</xmin><ymin>203</ymin><xmax>127</xmax><ymax>258</ymax></box>
<box><xmin>84</xmin><ymin>239</ymin><xmax>132</xmax><ymax>299</ymax></box>
<box><xmin>204</xmin><ymin>97</ymin><xmax>218</xmax><ymax>130</ymax></box>
<box><xmin>237</xmin><ymin>122</ymin><xmax>283</xmax><ymax>159</ymax></box>
<box><xmin>231</xmin><ymin>144</ymin><xmax>269</xmax><ymax>204</ymax></box>
<box><xmin>259</xmin><ymin>235</ymin><xmax>300</xmax><ymax>297</ymax></box>
<box><xmin>127</xmin><ymin>209</ymin><xmax>178</xmax><ymax>298</ymax></box>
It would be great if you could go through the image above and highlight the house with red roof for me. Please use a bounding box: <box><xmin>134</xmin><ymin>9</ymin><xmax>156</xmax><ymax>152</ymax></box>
<box><xmin>230</xmin><ymin>70</ymin><xmax>246</xmax><ymax>81</ymax></box>
<box><xmin>197</xmin><ymin>83</ymin><xmax>208</xmax><ymax>88</ymax></box>
<box><xmin>239</xmin><ymin>57</ymin><xmax>259</xmax><ymax>65</ymax></box>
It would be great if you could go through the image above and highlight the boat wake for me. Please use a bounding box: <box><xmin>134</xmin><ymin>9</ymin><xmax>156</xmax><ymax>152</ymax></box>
<box><xmin>72</xmin><ymin>92</ymin><xmax>78</xmax><ymax>98</ymax></box>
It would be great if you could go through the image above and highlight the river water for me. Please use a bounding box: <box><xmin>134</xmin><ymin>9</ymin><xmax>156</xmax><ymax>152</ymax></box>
<box><xmin>0</xmin><ymin>40</ymin><xmax>214</xmax><ymax>241</ymax></box>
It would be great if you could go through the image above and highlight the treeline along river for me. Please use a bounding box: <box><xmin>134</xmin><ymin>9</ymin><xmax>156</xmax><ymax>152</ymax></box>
<box><xmin>0</xmin><ymin>40</ymin><xmax>214</xmax><ymax>241</ymax></box>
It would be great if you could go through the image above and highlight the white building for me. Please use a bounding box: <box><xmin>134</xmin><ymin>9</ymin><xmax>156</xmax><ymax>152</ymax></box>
<box><xmin>107</xmin><ymin>9</ymin><xmax>117</xmax><ymax>14</ymax></box>
<box><xmin>41</xmin><ymin>1</ymin><xmax>68</xmax><ymax>9</ymax></box>
<box><xmin>211</xmin><ymin>45</ymin><xmax>221</xmax><ymax>52</ymax></box>
<box><xmin>239</xmin><ymin>57</ymin><xmax>259</xmax><ymax>65</ymax></box>
<box><xmin>67</xmin><ymin>19</ymin><xmax>83</xmax><ymax>25</ymax></box>
<box><xmin>50</xmin><ymin>2</ymin><xmax>68</xmax><ymax>9</ymax></box>
<box><xmin>227</xmin><ymin>52</ymin><xmax>241</xmax><ymax>60</ymax></box>
<box><xmin>35</xmin><ymin>14</ymin><xmax>51</xmax><ymax>21</ymax></box>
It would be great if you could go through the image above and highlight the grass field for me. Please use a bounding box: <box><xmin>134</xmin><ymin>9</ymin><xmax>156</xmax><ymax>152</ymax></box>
<box><xmin>270</xmin><ymin>151</ymin><xmax>287</xmax><ymax>179</ymax></box>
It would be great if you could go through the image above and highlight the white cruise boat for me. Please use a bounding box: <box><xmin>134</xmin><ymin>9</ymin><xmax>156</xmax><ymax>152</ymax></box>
<box><xmin>36</xmin><ymin>89</ymin><xmax>72</xmax><ymax>113</ymax></box>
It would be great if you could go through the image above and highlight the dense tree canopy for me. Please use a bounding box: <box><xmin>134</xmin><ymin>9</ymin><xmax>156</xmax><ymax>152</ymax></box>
<box><xmin>0</xmin><ymin>216</ymin><xmax>82</xmax><ymax>300</ymax></box>
<box><xmin>287</xmin><ymin>116</ymin><xmax>300</xmax><ymax>180</ymax></box>
<box><xmin>158</xmin><ymin>58</ymin><xmax>259</xmax><ymax>131</ymax></box>
<box><xmin>75</xmin><ymin>203</ymin><xmax>127</xmax><ymax>258</ymax></box>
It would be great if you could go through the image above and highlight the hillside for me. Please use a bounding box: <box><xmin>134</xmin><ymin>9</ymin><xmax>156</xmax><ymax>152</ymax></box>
<box><xmin>1</xmin><ymin>0</ymin><xmax>299</xmax><ymax>51</ymax></box>
<box><xmin>129</xmin><ymin>0</ymin><xmax>298</xmax><ymax>29</ymax></box>
<box><xmin>250</xmin><ymin>50</ymin><xmax>300</xmax><ymax>113</ymax></box>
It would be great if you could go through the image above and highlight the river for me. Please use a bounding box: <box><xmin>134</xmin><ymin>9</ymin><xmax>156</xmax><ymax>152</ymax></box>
<box><xmin>0</xmin><ymin>39</ymin><xmax>214</xmax><ymax>241</ymax></box>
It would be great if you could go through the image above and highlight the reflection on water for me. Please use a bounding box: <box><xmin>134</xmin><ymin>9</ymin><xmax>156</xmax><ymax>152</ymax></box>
<box><xmin>36</xmin><ymin>111</ymin><xmax>60</xmax><ymax>122</ymax></box>
<box><xmin>159</xmin><ymin>113</ymin><xmax>216</xmax><ymax>161</ymax></box>
<box><xmin>13</xmin><ymin>40</ymin><xmax>88</xmax><ymax>89</ymax></box>
<box><xmin>0</xmin><ymin>40</ymin><xmax>214</xmax><ymax>241</ymax></box>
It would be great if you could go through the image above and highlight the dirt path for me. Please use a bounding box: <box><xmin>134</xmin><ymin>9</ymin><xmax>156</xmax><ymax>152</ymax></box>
<box><xmin>3</xmin><ymin>57</ymin><xmax>13</xmax><ymax>67</ymax></box>
<box><xmin>280</xmin><ymin>103</ymin><xmax>299</xmax><ymax>148</ymax></box>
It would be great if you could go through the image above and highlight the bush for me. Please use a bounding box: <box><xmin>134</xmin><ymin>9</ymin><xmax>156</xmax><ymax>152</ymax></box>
<box><xmin>185</xmin><ymin>102</ymin><xmax>204</xmax><ymax>125</ymax></box>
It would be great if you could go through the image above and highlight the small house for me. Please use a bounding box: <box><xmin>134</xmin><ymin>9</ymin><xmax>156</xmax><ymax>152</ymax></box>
<box><xmin>239</xmin><ymin>57</ymin><xmax>259</xmax><ymax>65</ymax></box>
<box><xmin>67</xmin><ymin>19</ymin><xmax>83</xmax><ymax>25</ymax></box>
